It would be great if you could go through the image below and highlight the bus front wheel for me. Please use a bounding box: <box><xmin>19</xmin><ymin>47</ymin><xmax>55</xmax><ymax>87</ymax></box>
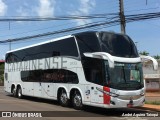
<box><xmin>72</xmin><ymin>90</ymin><xmax>83</xmax><ymax>110</ymax></box>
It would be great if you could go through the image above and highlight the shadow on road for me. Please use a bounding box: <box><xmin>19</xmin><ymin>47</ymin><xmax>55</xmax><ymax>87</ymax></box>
<box><xmin>5</xmin><ymin>93</ymin><xmax>154</xmax><ymax>117</ymax></box>
<box><xmin>6</xmin><ymin>94</ymin><xmax>59</xmax><ymax>105</ymax></box>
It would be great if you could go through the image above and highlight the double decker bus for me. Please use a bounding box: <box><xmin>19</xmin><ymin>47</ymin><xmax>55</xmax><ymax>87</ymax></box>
<box><xmin>4</xmin><ymin>31</ymin><xmax>158</xmax><ymax>109</ymax></box>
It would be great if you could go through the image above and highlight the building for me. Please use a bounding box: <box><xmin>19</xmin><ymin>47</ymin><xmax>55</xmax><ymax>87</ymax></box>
<box><xmin>0</xmin><ymin>60</ymin><xmax>5</xmax><ymax>63</ymax></box>
<box><xmin>143</xmin><ymin>59</ymin><xmax>160</xmax><ymax>92</ymax></box>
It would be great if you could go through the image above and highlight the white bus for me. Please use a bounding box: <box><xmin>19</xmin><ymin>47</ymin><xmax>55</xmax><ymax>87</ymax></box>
<box><xmin>4</xmin><ymin>31</ymin><xmax>158</xmax><ymax>109</ymax></box>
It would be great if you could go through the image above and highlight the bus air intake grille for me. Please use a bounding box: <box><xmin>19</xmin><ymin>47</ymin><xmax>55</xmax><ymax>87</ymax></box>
<box><xmin>117</xmin><ymin>95</ymin><xmax>142</xmax><ymax>100</ymax></box>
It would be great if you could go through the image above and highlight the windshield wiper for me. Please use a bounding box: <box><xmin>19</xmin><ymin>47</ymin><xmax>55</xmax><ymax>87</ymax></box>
<box><xmin>122</xmin><ymin>66</ymin><xmax>127</xmax><ymax>83</ymax></box>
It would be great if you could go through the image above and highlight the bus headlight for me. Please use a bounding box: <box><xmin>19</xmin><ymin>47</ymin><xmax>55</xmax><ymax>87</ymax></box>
<box><xmin>109</xmin><ymin>92</ymin><xmax>119</xmax><ymax>97</ymax></box>
<box><xmin>96</xmin><ymin>87</ymin><xmax>119</xmax><ymax>97</ymax></box>
<box><xmin>140</xmin><ymin>90</ymin><xmax>145</xmax><ymax>96</ymax></box>
<box><xmin>103</xmin><ymin>91</ymin><xmax>119</xmax><ymax>97</ymax></box>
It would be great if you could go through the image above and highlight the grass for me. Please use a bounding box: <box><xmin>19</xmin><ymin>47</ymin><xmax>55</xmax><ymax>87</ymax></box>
<box><xmin>145</xmin><ymin>101</ymin><xmax>160</xmax><ymax>105</ymax></box>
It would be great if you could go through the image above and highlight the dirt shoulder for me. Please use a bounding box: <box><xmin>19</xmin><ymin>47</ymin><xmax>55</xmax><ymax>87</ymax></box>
<box><xmin>146</xmin><ymin>92</ymin><xmax>160</xmax><ymax>97</ymax></box>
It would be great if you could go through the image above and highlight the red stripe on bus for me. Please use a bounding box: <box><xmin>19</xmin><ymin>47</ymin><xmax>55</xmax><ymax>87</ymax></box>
<box><xmin>103</xmin><ymin>87</ymin><xmax>110</xmax><ymax>104</ymax></box>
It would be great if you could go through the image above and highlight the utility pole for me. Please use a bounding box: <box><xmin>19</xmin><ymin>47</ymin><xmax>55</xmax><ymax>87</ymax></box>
<box><xmin>119</xmin><ymin>0</ymin><xmax>126</xmax><ymax>34</ymax></box>
<box><xmin>8</xmin><ymin>21</ymin><xmax>11</xmax><ymax>51</ymax></box>
<box><xmin>146</xmin><ymin>0</ymin><xmax>148</xmax><ymax>5</ymax></box>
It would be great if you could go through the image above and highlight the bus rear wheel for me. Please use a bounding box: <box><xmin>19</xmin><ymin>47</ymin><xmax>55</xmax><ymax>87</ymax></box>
<box><xmin>59</xmin><ymin>89</ymin><xmax>69</xmax><ymax>107</ymax></box>
<box><xmin>72</xmin><ymin>90</ymin><xmax>83</xmax><ymax>110</ymax></box>
<box><xmin>17</xmin><ymin>87</ymin><xmax>23</xmax><ymax>99</ymax></box>
<box><xmin>12</xmin><ymin>87</ymin><xmax>17</xmax><ymax>97</ymax></box>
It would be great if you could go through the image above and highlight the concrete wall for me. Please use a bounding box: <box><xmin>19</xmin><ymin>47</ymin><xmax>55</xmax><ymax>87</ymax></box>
<box><xmin>143</xmin><ymin>60</ymin><xmax>160</xmax><ymax>92</ymax></box>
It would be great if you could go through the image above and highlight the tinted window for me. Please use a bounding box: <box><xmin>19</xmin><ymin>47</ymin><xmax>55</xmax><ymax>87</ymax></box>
<box><xmin>82</xmin><ymin>57</ymin><xmax>105</xmax><ymax>85</ymax></box>
<box><xmin>98</xmin><ymin>32</ymin><xmax>139</xmax><ymax>58</ymax></box>
<box><xmin>21</xmin><ymin>69</ymin><xmax>79</xmax><ymax>83</ymax></box>
<box><xmin>23</xmin><ymin>37</ymin><xmax>78</xmax><ymax>61</ymax></box>
<box><xmin>5</xmin><ymin>53</ymin><xmax>11</xmax><ymax>63</ymax></box>
<box><xmin>5</xmin><ymin>52</ymin><xmax>20</xmax><ymax>63</ymax></box>
<box><xmin>75</xmin><ymin>32</ymin><xmax>101</xmax><ymax>56</ymax></box>
<box><xmin>6</xmin><ymin>37</ymin><xmax>78</xmax><ymax>63</ymax></box>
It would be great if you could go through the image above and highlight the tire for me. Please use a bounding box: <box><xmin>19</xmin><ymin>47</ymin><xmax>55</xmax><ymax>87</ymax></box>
<box><xmin>17</xmin><ymin>87</ymin><xmax>23</xmax><ymax>99</ymax></box>
<box><xmin>59</xmin><ymin>89</ymin><xmax>69</xmax><ymax>107</ymax></box>
<box><xmin>72</xmin><ymin>90</ymin><xmax>83</xmax><ymax>110</ymax></box>
<box><xmin>12</xmin><ymin>87</ymin><xmax>17</xmax><ymax>97</ymax></box>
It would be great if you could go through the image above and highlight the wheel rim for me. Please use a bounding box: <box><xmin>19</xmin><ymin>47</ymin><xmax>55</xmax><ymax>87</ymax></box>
<box><xmin>13</xmin><ymin>88</ymin><xmax>16</xmax><ymax>96</ymax></box>
<box><xmin>74</xmin><ymin>94</ymin><xmax>82</xmax><ymax>107</ymax></box>
<box><xmin>60</xmin><ymin>92</ymin><xmax>67</xmax><ymax>104</ymax></box>
<box><xmin>18</xmin><ymin>88</ymin><xmax>21</xmax><ymax>97</ymax></box>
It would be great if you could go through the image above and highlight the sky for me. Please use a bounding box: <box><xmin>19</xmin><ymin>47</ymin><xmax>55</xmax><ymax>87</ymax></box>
<box><xmin>0</xmin><ymin>0</ymin><xmax>160</xmax><ymax>59</ymax></box>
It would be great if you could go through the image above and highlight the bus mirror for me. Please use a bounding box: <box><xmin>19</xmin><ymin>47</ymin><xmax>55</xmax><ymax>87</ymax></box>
<box><xmin>140</xmin><ymin>55</ymin><xmax>158</xmax><ymax>70</ymax></box>
<box><xmin>83</xmin><ymin>53</ymin><xmax>102</xmax><ymax>59</ymax></box>
<box><xmin>83</xmin><ymin>52</ymin><xmax>115</xmax><ymax>68</ymax></box>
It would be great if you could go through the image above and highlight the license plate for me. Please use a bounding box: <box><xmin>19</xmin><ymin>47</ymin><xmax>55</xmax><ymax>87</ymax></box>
<box><xmin>127</xmin><ymin>104</ymin><xmax>133</xmax><ymax>108</ymax></box>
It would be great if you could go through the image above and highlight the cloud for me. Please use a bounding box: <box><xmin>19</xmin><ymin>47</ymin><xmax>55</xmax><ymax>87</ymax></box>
<box><xmin>36</xmin><ymin>0</ymin><xmax>56</xmax><ymax>17</ymax></box>
<box><xmin>16</xmin><ymin>2</ymin><xmax>32</xmax><ymax>23</ymax></box>
<box><xmin>70</xmin><ymin>0</ymin><xmax>96</xmax><ymax>25</ymax></box>
<box><xmin>0</xmin><ymin>0</ymin><xmax>7</xmax><ymax>16</ymax></box>
<box><xmin>79</xmin><ymin>0</ymin><xmax>96</xmax><ymax>14</ymax></box>
<box><xmin>17</xmin><ymin>6</ymin><xmax>29</xmax><ymax>16</ymax></box>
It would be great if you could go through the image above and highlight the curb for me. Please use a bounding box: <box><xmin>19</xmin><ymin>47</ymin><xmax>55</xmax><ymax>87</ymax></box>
<box><xmin>136</xmin><ymin>105</ymin><xmax>160</xmax><ymax>112</ymax></box>
<box><xmin>146</xmin><ymin>93</ymin><xmax>160</xmax><ymax>97</ymax></box>
<box><xmin>146</xmin><ymin>96</ymin><xmax>160</xmax><ymax>97</ymax></box>
<box><xmin>137</xmin><ymin>107</ymin><xmax>160</xmax><ymax>112</ymax></box>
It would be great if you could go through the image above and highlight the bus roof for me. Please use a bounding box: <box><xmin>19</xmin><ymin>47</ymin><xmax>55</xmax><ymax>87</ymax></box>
<box><xmin>6</xmin><ymin>31</ymin><xmax>126</xmax><ymax>54</ymax></box>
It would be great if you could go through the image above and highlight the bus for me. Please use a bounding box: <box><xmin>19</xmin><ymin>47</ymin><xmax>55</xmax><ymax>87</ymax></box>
<box><xmin>4</xmin><ymin>31</ymin><xmax>158</xmax><ymax>109</ymax></box>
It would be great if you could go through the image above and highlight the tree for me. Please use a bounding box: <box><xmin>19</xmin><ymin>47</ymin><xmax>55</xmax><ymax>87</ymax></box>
<box><xmin>0</xmin><ymin>74</ymin><xmax>4</xmax><ymax>83</ymax></box>
<box><xmin>153</xmin><ymin>55</ymin><xmax>160</xmax><ymax>60</ymax></box>
<box><xmin>0</xmin><ymin>63</ymin><xmax>4</xmax><ymax>84</ymax></box>
<box><xmin>139</xmin><ymin>51</ymin><xmax>149</xmax><ymax>56</ymax></box>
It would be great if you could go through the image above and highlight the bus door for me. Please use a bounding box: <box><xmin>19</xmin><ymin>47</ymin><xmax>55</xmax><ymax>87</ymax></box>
<box><xmin>89</xmin><ymin>69</ymin><xmax>104</xmax><ymax>104</ymax></box>
<box><xmin>90</xmin><ymin>83</ymin><xmax>104</xmax><ymax>105</ymax></box>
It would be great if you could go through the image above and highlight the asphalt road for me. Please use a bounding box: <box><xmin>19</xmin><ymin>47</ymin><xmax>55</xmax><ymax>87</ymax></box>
<box><xmin>0</xmin><ymin>86</ymin><xmax>159</xmax><ymax>120</ymax></box>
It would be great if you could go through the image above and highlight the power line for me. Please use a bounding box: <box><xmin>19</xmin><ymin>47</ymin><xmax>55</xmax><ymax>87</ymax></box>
<box><xmin>125</xmin><ymin>7</ymin><xmax>160</xmax><ymax>13</ymax></box>
<box><xmin>0</xmin><ymin>13</ymin><xmax>119</xmax><ymax>21</ymax></box>
<box><xmin>0</xmin><ymin>19</ymin><xmax>120</xmax><ymax>43</ymax></box>
<box><xmin>0</xmin><ymin>16</ymin><xmax>119</xmax><ymax>38</ymax></box>
<box><xmin>0</xmin><ymin>21</ymin><xmax>77</xmax><ymax>37</ymax></box>
<box><xmin>0</xmin><ymin>12</ymin><xmax>160</xmax><ymax>44</ymax></box>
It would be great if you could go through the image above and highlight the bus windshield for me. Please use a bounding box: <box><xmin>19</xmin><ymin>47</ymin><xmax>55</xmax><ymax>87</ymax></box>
<box><xmin>98</xmin><ymin>32</ymin><xmax>139</xmax><ymax>58</ymax></box>
<box><xmin>105</xmin><ymin>62</ymin><xmax>144</xmax><ymax>90</ymax></box>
